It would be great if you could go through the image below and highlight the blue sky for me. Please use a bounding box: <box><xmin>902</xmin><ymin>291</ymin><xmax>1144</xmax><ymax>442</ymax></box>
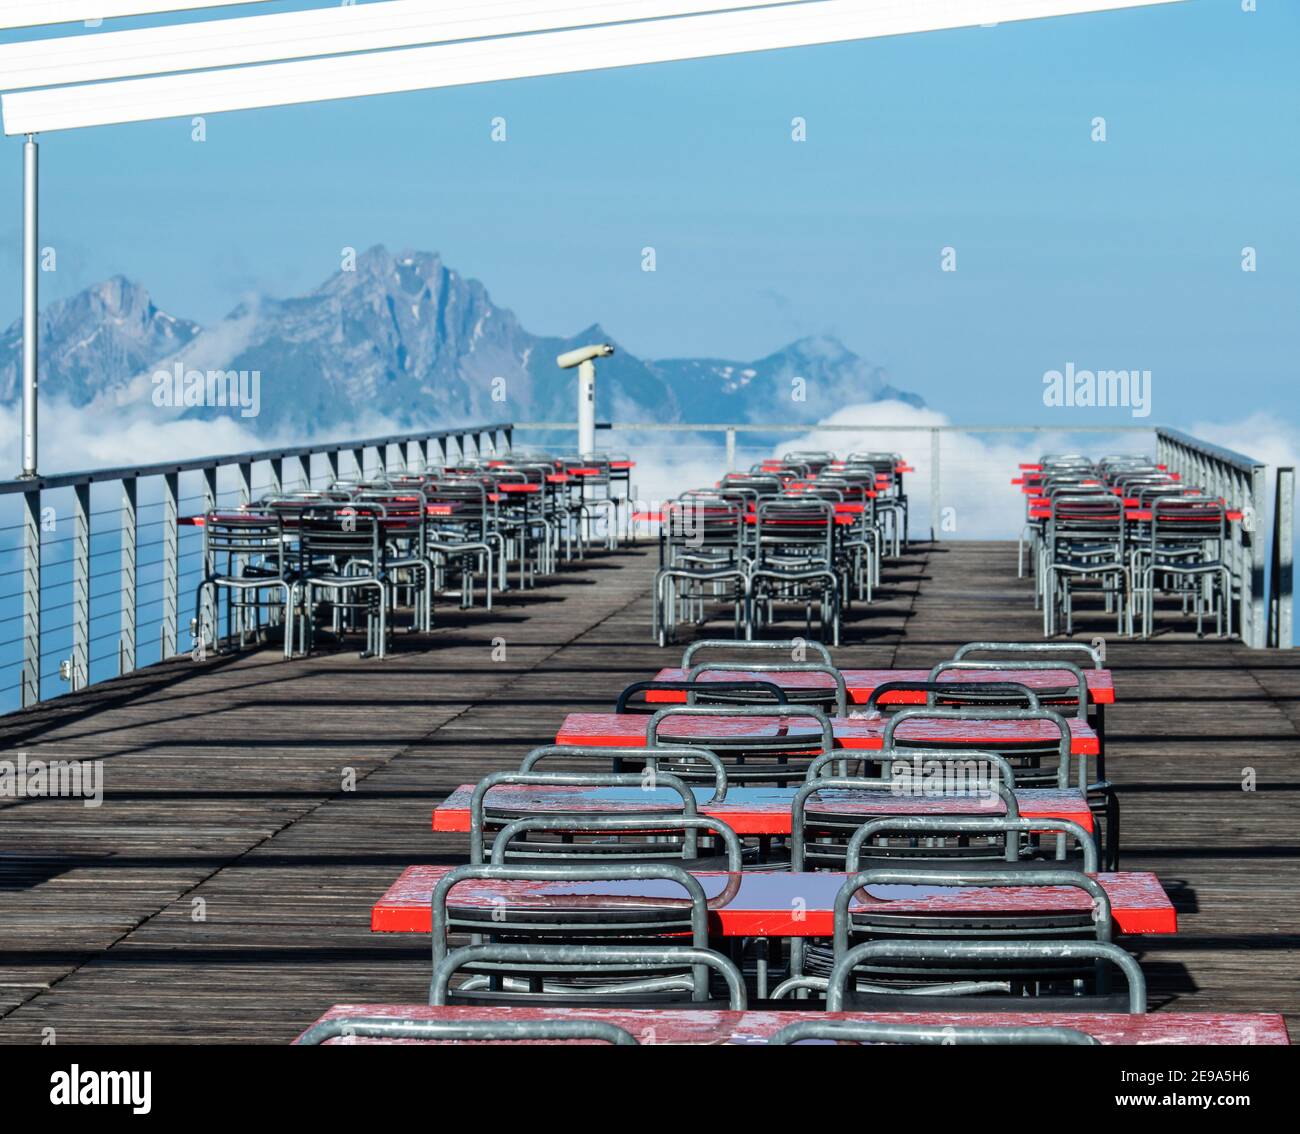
<box><xmin>0</xmin><ymin>0</ymin><xmax>1296</xmax><ymax>427</ymax></box>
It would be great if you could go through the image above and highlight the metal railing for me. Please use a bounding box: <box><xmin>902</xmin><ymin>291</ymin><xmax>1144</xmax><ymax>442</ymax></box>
<box><xmin>1155</xmin><ymin>428</ymin><xmax>1270</xmax><ymax>648</ymax></box>
<box><xmin>0</xmin><ymin>423</ymin><xmax>511</xmax><ymax>713</ymax></box>
<box><xmin>518</xmin><ymin>420</ymin><xmax>1292</xmax><ymax>650</ymax></box>
<box><xmin>0</xmin><ymin>415</ymin><xmax>1289</xmax><ymax>717</ymax></box>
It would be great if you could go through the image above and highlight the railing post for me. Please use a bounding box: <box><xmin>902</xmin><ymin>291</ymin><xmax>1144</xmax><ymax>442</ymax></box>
<box><xmin>725</xmin><ymin>427</ymin><xmax>736</xmax><ymax>472</ymax></box>
<box><xmin>325</xmin><ymin>451</ymin><xmax>339</xmax><ymax>485</ymax></box>
<box><xmin>376</xmin><ymin>443</ymin><xmax>389</xmax><ymax>478</ymax></box>
<box><xmin>351</xmin><ymin>447</ymin><xmax>365</xmax><ymax>481</ymax></box>
<box><xmin>73</xmin><ymin>483</ymin><xmax>90</xmax><ymax>690</ymax></box>
<box><xmin>1270</xmin><ymin>467</ymin><xmax>1294</xmax><ymax>649</ymax></box>
<box><xmin>162</xmin><ymin>472</ymin><xmax>178</xmax><ymax>661</ymax></box>
<box><xmin>120</xmin><ymin>477</ymin><xmax>137</xmax><ymax>674</ymax></box>
<box><xmin>1248</xmin><ymin>463</ymin><xmax>1268</xmax><ymax>648</ymax></box>
<box><xmin>269</xmin><ymin>457</ymin><xmax>283</xmax><ymax>495</ymax></box>
<box><xmin>200</xmin><ymin>466</ymin><xmax>217</xmax><ymax>645</ymax></box>
<box><xmin>930</xmin><ymin>428</ymin><xmax>941</xmax><ymax>542</ymax></box>
<box><xmin>21</xmin><ymin>488</ymin><xmax>40</xmax><ymax>706</ymax></box>
<box><xmin>237</xmin><ymin>460</ymin><xmax>252</xmax><ymax>505</ymax></box>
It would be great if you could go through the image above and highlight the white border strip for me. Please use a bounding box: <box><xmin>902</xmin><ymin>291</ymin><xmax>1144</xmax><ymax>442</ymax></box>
<box><xmin>2</xmin><ymin>0</ymin><xmax>1187</xmax><ymax>134</ymax></box>
<box><xmin>0</xmin><ymin>0</ymin><xmax>270</xmax><ymax>31</ymax></box>
<box><xmin>0</xmin><ymin>1</ymin><xmax>811</xmax><ymax>90</ymax></box>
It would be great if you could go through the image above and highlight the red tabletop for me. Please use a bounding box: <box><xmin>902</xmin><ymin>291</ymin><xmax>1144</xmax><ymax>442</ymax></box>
<box><xmin>555</xmin><ymin>713</ymin><xmax>1100</xmax><ymax>756</ymax></box>
<box><xmin>431</xmin><ymin>783</ymin><xmax>1094</xmax><ymax>836</ymax></box>
<box><xmin>546</xmin><ymin>474</ymin><xmax>571</xmax><ymax>484</ymax></box>
<box><xmin>373</xmin><ymin>866</ymin><xmax>1175</xmax><ymax>937</ymax></box>
<box><xmin>743</xmin><ymin>513</ymin><xmax>856</xmax><ymax>526</ymax></box>
<box><xmin>645</xmin><ymin>667</ymin><xmax>1115</xmax><ymax>706</ymax></box>
<box><xmin>633</xmin><ymin>511</ymin><xmax>665</xmax><ymax>523</ymax></box>
<box><xmin>609</xmin><ymin>461</ymin><xmax>636</xmax><ymax>470</ymax></box>
<box><xmin>495</xmin><ymin>483</ymin><xmax>541</xmax><ymax>494</ymax></box>
<box><xmin>1030</xmin><ymin>505</ymin><xmax>1241</xmax><ymax>522</ymax></box>
<box><xmin>299</xmin><ymin>1004</ymin><xmax>1290</xmax><ymax>1046</ymax></box>
<box><xmin>1125</xmin><ymin>508</ymin><xmax>1243</xmax><ymax>523</ymax></box>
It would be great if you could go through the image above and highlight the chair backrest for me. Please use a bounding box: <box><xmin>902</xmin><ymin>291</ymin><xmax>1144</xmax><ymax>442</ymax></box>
<box><xmin>518</xmin><ymin>743</ymin><xmax>730</xmax><ymax>800</ymax></box>
<box><xmin>790</xmin><ymin>771</ymin><xmax>1021</xmax><ymax>871</ymax></box>
<box><xmin>663</xmin><ymin>497</ymin><xmax>744</xmax><ymax>560</ymax></box>
<box><xmin>467</xmin><ymin>769</ymin><xmax>699</xmax><ymax>863</ymax></box>
<box><xmin>615</xmin><ymin>679</ymin><xmax>788</xmax><ymax>714</ymax></box>
<box><xmin>686</xmin><ymin>662</ymin><xmax>848</xmax><ymax>716</ymax></box>
<box><xmin>833</xmin><ymin>867</ymin><xmax>1113</xmax><ymax>951</ymax></box>
<box><xmin>1151</xmin><ymin>495</ymin><xmax>1226</xmax><ymax>545</ymax></box>
<box><xmin>429</xmin><ymin>865</ymin><xmax>740</xmax><ymax>1007</ymax></box>
<box><xmin>953</xmin><ymin>640</ymin><xmax>1104</xmax><ymax>669</ymax></box>
<box><xmin>767</xmin><ymin>1019</ymin><xmax>1099</xmax><ymax>1045</ymax></box>
<box><xmin>882</xmin><ymin>706</ymin><xmax>1078</xmax><ymax>790</ymax></box>
<box><xmin>647</xmin><ymin>703</ymin><xmax>835</xmax><ymax>755</ymax></box>
<box><xmin>824</xmin><ymin>939</ymin><xmax>1145</xmax><ymax>1013</ymax></box>
<box><xmin>754</xmin><ymin>498</ymin><xmax>836</xmax><ymax>562</ymax></box>
<box><xmin>298</xmin><ymin>1015</ymin><xmax>640</xmax><ymax>1045</ymax></box>
<box><xmin>202</xmin><ymin>512</ymin><xmax>285</xmax><ymax>573</ymax></box>
<box><xmin>928</xmin><ymin>660</ymin><xmax>1089</xmax><ymax>720</ymax></box>
<box><xmin>844</xmin><ymin>813</ymin><xmax>1098</xmax><ymax>872</ymax></box>
<box><xmin>1049</xmin><ymin>493</ymin><xmax>1124</xmax><ymax>545</ymax></box>
<box><xmin>802</xmin><ymin>747</ymin><xmax>1018</xmax><ymax>789</ymax></box>
<box><xmin>296</xmin><ymin>504</ymin><xmax>385</xmax><ymax>565</ymax></box>
<box><xmin>489</xmin><ymin>813</ymin><xmax>743</xmax><ymax>870</ymax></box>
<box><xmin>682</xmin><ymin>638</ymin><xmax>834</xmax><ymax>668</ymax></box>
<box><xmin>722</xmin><ymin>473</ymin><xmax>783</xmax><ymax>498</ymax></box>
<box><xmin>430</xmin><ymin>941</ymin><xmax>747</xmax><ymax>1010</ymax></box>
<box><xmin>864</xmin><ymin>680</ymin><xmax>1042</xmax><ymax>715</ymax></box>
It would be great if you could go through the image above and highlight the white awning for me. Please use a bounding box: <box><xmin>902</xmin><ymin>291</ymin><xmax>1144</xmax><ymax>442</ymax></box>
<box><xmin>1</xmin><ymin>0</ymin><xmax>1187</xmax><ymax>135</ymax></box>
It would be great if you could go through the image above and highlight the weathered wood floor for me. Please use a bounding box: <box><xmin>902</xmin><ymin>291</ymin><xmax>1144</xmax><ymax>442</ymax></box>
<box><xmin>0</xmin><ymin>541</ymin><xmax>1296</xmax><ymax>1042</ymax></box>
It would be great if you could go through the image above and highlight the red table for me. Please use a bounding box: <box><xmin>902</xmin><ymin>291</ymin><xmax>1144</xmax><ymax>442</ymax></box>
<box><xmin>644</xmin><ymin>667</ymin><xmax>1115</xmax><ymax>706</ymax></box>
<box><xmin>373</xmin><ymin>866</ymin><xmax>1175</xmax><ymax>936</ymax></box>
<box><xmin>431</xmin><ymin>783</ymin><xmax>1094</xmax><ymax>836</ymax></box>
<box><xmin>298</xmin><ymin>1004</ymin><xmax>1290</xmax><ymax>1045</ymax></box>
<box><xmin>555</xmin><ymin>713</ymin><xmax>1100</xmax><ymax>756</ymax></box>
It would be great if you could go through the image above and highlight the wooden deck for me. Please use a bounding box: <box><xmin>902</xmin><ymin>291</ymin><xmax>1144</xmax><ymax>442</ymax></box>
<box><xmin>0</xmin><ymin>540</ymin><xmax>1296</xmax><ymax>1043</ymax></box>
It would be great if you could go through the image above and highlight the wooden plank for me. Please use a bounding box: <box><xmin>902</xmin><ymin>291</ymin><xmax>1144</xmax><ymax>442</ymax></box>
<box><xmin>0</xmin><ymin>541</ymin><xmax>1295</xmax><ymax>1042</ymax></box>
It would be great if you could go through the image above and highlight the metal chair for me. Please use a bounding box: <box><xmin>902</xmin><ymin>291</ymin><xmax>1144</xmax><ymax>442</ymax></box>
<box><xmin>193</xmin><ymin>510</ymin><xmax>295</xmax><ymax>657</ymax></box>
<box><xmin>295</xmin><ymin>503</ymin><xmax>392</xmax><ymax>658</ymax></box>
<box><xmin>429</xmin><ymin>864</ymin><xmax>744</xmax><ymax>1008</ymax></box>
<box><xmin>1133</xmin><ymin>497</ymin><xmax>1233</xmax><ymax>639</ymax></box>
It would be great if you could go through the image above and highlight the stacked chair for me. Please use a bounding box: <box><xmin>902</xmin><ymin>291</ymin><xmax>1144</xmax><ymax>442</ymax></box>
<box><xmin>192</xmin><ymin>450</ymin><xmax>635</xmax><ymax>659</ymax></box>
<box><xmin>652</xmin><ymin>450</ymin><xmax>912</xmax><ymax>647</ymax></box>
<box><xmin>1018</xmin><ymin>453</ymin><xmax>1237</xmax><ymax>639</ymax></box>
